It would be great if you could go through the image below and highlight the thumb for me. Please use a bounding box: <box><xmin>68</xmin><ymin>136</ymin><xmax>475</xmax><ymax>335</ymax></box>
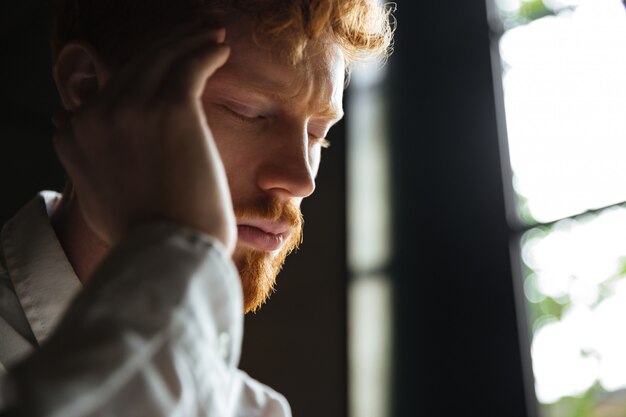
<box><xmin>158</xmin><ymin>43</ymin><xmax>231</xmax><ymax>102</ymax></box>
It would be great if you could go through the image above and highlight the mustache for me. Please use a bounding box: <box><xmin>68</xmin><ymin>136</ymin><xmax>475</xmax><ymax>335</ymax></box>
<box><xmin>234</xmin><ymin>197</ymin><xmax>303</xmax><ymax>230</ymax></box>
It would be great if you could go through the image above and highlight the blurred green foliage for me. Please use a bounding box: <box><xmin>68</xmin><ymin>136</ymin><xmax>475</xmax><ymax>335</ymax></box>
<box><xmin>618</xmin><ymin>256</ymin><xmax>626</xmax><ymax>276</ymax></box>
<box><xmin>536</xmin><ymin>296</ymin><xmax>567</xmax><ymax>320</ymax></box>
<box><xmin>518</xmin><ymin>0</ymin><xmax>554</xmax><ymax>21</ymax></box>
<box><xmin>523</xmin><ymin>225</ymin><xmax>626</xmax><ymax>416</ymax></box>
<box><xmin>516</xmin><ymin>193</ymin><xmax>537</xmax><ymax>225</ymax></box>
<box><xmin>543</xmin><ymin>382</ymin><xmax>604</xmax><ymax>417</ymax></box>
<box><xmin>497</xmin><ymin>0</ymin><xmax>562</xmax><ymax>30</ymax></box>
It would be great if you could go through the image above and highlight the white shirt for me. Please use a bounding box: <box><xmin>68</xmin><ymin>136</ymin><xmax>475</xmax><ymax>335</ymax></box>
<box><xmin>0</xmin><ymin>192</ymin><xmax>291</xmax><ymax>417</ymax></box>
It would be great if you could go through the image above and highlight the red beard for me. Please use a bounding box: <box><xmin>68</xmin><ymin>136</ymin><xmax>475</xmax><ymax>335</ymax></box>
<box><xmin>233</xmin><ymin>197</ymin><xmax>303</xmax><ymax>313</ymax></box>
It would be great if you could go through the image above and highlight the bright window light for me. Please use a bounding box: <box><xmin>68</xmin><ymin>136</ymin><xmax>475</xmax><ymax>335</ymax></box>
<box><xmin>495</xmin><ymin>0</ymin><xmax>626</xmax><ymax>415</ymax></box>
<box><xmin>523</xmin><ymin>207</ymin><xmax>626</xmax><ymax>403</ymax></box>
<box><xmin>500</xmin><ymin>0</ymin><xmax>626</xmax><ymax>223</ymax></box>
<box><xmin>347</xmin><ymin>62</ymin><xmax>392</xmax><ymax>417</ymax></box>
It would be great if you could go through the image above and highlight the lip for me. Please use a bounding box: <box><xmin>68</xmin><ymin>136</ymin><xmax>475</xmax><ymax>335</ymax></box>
<box><xmin>237</xmin><ymin>220</ymin><xmax>289</xmax><ymax>251</ymax></box>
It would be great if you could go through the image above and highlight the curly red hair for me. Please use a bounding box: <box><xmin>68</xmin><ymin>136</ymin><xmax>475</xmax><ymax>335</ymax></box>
<box><xmin>52</xmin><ymin>0</ymin><xmax>395</xmax><ymax>69</ymax></box>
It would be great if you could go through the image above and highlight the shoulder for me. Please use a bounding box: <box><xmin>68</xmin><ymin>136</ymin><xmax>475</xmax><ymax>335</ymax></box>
<box><xmin>0</xmin><ymin>247</ymin><xmax>36</xmax><ymax>370</ymax></box>
<box><xmin>230</xmin><ymin>370</ymin><xmax>292</xmax><ymax>417</ymax></box>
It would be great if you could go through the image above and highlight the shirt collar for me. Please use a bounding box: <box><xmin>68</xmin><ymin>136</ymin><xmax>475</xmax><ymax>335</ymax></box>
<box><xmin>1</xmin><ymin>191</ymin><xmax>82</xmax><ymax>345</ymax></box>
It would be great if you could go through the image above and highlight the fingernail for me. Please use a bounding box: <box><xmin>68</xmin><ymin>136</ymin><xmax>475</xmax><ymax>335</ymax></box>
<box><xmin>216</xmin><ymin>27</ymin><xmax>227</xmax><ymax>43</ymax></box>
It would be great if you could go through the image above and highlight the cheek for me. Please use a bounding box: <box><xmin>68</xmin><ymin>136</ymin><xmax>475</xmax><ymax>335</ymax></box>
<box><xmin>202</xmin><ymin>118</ymin><xmax>250</xmax><ymax>194</ymax></box>
<box><xmin>203</xmin><ymin>107</ymin><xmax>253</xmax><ymax>172</ymax></box>
<box><xmin>205</xmin><ymin>122</ymin><xmax>236</xmax><ymax>170</ymax></box>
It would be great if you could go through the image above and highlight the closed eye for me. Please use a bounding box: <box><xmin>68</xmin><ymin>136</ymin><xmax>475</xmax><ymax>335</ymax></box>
<box><xmin>319</xmin><ymin>138</ymin><xmax>331</xmax><ymax>148</ymax></box>
<box><xmin>308</xmin><ymin>123</ymin><xmax>333</xmax><ymax>149</ymax></box>
<box><xmin>220</xmin><ymin>103</ymin><xmax>266</xmax><ymax>123</ymax></box>
<box><xmin>309</xmin><ymin>133</ymin><xmax>331</xmax><ymax>148</ymax></box>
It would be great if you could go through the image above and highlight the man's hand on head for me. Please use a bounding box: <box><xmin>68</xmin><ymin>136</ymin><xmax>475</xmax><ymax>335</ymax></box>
<box><xmin>52</xmin><ymin>25</ymin><xmax>237</xmax><ymax>254</ymax></box>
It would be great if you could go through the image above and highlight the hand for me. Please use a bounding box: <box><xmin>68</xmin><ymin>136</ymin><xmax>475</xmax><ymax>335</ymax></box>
<box><xmin>52</xmin><ymin>25</ymin><xmax>237</xmax><ymax>253</ymax></box>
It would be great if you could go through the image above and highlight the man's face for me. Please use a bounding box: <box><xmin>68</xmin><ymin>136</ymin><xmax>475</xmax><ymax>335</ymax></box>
<box><xmin>201</xmin><ymin>19</ymin><xmax>345</xmax><ymax>312</ymax></box>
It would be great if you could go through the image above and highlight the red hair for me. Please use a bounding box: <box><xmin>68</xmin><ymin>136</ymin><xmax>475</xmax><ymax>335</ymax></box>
<box><xmin>51</xmin><ymin>0</ymin><xmax>395</xmax><ymax>69</ymax></box>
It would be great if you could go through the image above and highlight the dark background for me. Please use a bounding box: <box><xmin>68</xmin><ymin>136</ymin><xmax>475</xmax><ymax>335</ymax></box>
<box><xmin>1</xmin><ymin>3</ymin><xmax>65</xmax><ymax>217</ymax></box>
<box><xmin>1</xmin><ymin>1</ymin><xmax>533</xmax><ymax>417</ymax></box>
<box><xmin>387</xmin><ymin>2</ymin><xmax>533</xmax><ymax>416</ymax></box>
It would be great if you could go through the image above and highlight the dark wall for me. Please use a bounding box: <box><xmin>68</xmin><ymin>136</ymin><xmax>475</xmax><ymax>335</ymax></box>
<box><xmin>1</xmin><ymin>2</ymin><xmax>65</xmax><ymax>223</ymax></box>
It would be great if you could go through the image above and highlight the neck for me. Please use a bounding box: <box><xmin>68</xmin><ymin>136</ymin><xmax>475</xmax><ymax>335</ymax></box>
<box><xmin>51</xmin><ymin>188</ymin><xmax>111</xmax><ymax>285</ymax></box>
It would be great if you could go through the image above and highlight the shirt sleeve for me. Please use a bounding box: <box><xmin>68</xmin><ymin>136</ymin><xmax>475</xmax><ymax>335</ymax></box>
<box><xmin>0</xmin><ymin>223</ymin><xmax>258</xmax><ymax>417</ymax></box>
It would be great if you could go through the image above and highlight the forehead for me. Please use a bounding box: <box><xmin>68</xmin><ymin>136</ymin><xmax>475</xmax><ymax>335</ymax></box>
<box><xmin>210</xmin><ymin>18</ymin><xmax>345</xmax><ymax>117</ymax></box>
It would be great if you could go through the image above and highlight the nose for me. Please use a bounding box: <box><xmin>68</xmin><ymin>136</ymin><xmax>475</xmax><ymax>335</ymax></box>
<box><xmin>256</xmin><ymin>123</ymin><xmax>317</xmax><ymax>199</ymax></box>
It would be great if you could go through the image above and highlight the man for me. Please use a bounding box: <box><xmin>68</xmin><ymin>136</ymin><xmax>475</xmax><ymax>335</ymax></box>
<box><xmin>0</xmin><ymin>0</ymin><xmax>393</xmax><ymax>415</ymax></box>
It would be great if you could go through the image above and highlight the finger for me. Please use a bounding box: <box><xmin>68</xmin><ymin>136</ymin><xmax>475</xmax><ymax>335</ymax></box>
<box><xmin>104</xmin><ymin>18</ymin><xmax>206</xmax><ymax>86</ymax></box>
<box><xmin>214</xmin><ymin>27</ymin><xmax>226</xmax><ymax>44</ymax></box>
<box><xmin>134</xmin><ymin>28</ymin><xmax>227</xmax><ymax>101</ymax></box>
<box><xmin>155</xmin><ymin>43</ymin><xmax>231</xmax><ymax>103</ymax></box>
<box><xmin>105</xmin><ymin>27</ymin><xmax>227</xmax><ymax>105</ymax></box>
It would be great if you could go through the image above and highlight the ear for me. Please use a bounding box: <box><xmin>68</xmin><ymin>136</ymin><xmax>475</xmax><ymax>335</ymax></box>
<box><xmin>53</xmin><ymin>42</ymin><xmax>109</xmax><ymax>110</ymax></box>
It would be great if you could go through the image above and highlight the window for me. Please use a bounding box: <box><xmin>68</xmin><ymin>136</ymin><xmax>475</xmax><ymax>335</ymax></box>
<box><xmin>492</xmin><ymin>0</ymin><xmax>626</xmax><ymax>415</ymax></box>
<box><xmin>347</xmin><ymin>61</ymin><xmax>393</xmax><ymax>417</ymax></box>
